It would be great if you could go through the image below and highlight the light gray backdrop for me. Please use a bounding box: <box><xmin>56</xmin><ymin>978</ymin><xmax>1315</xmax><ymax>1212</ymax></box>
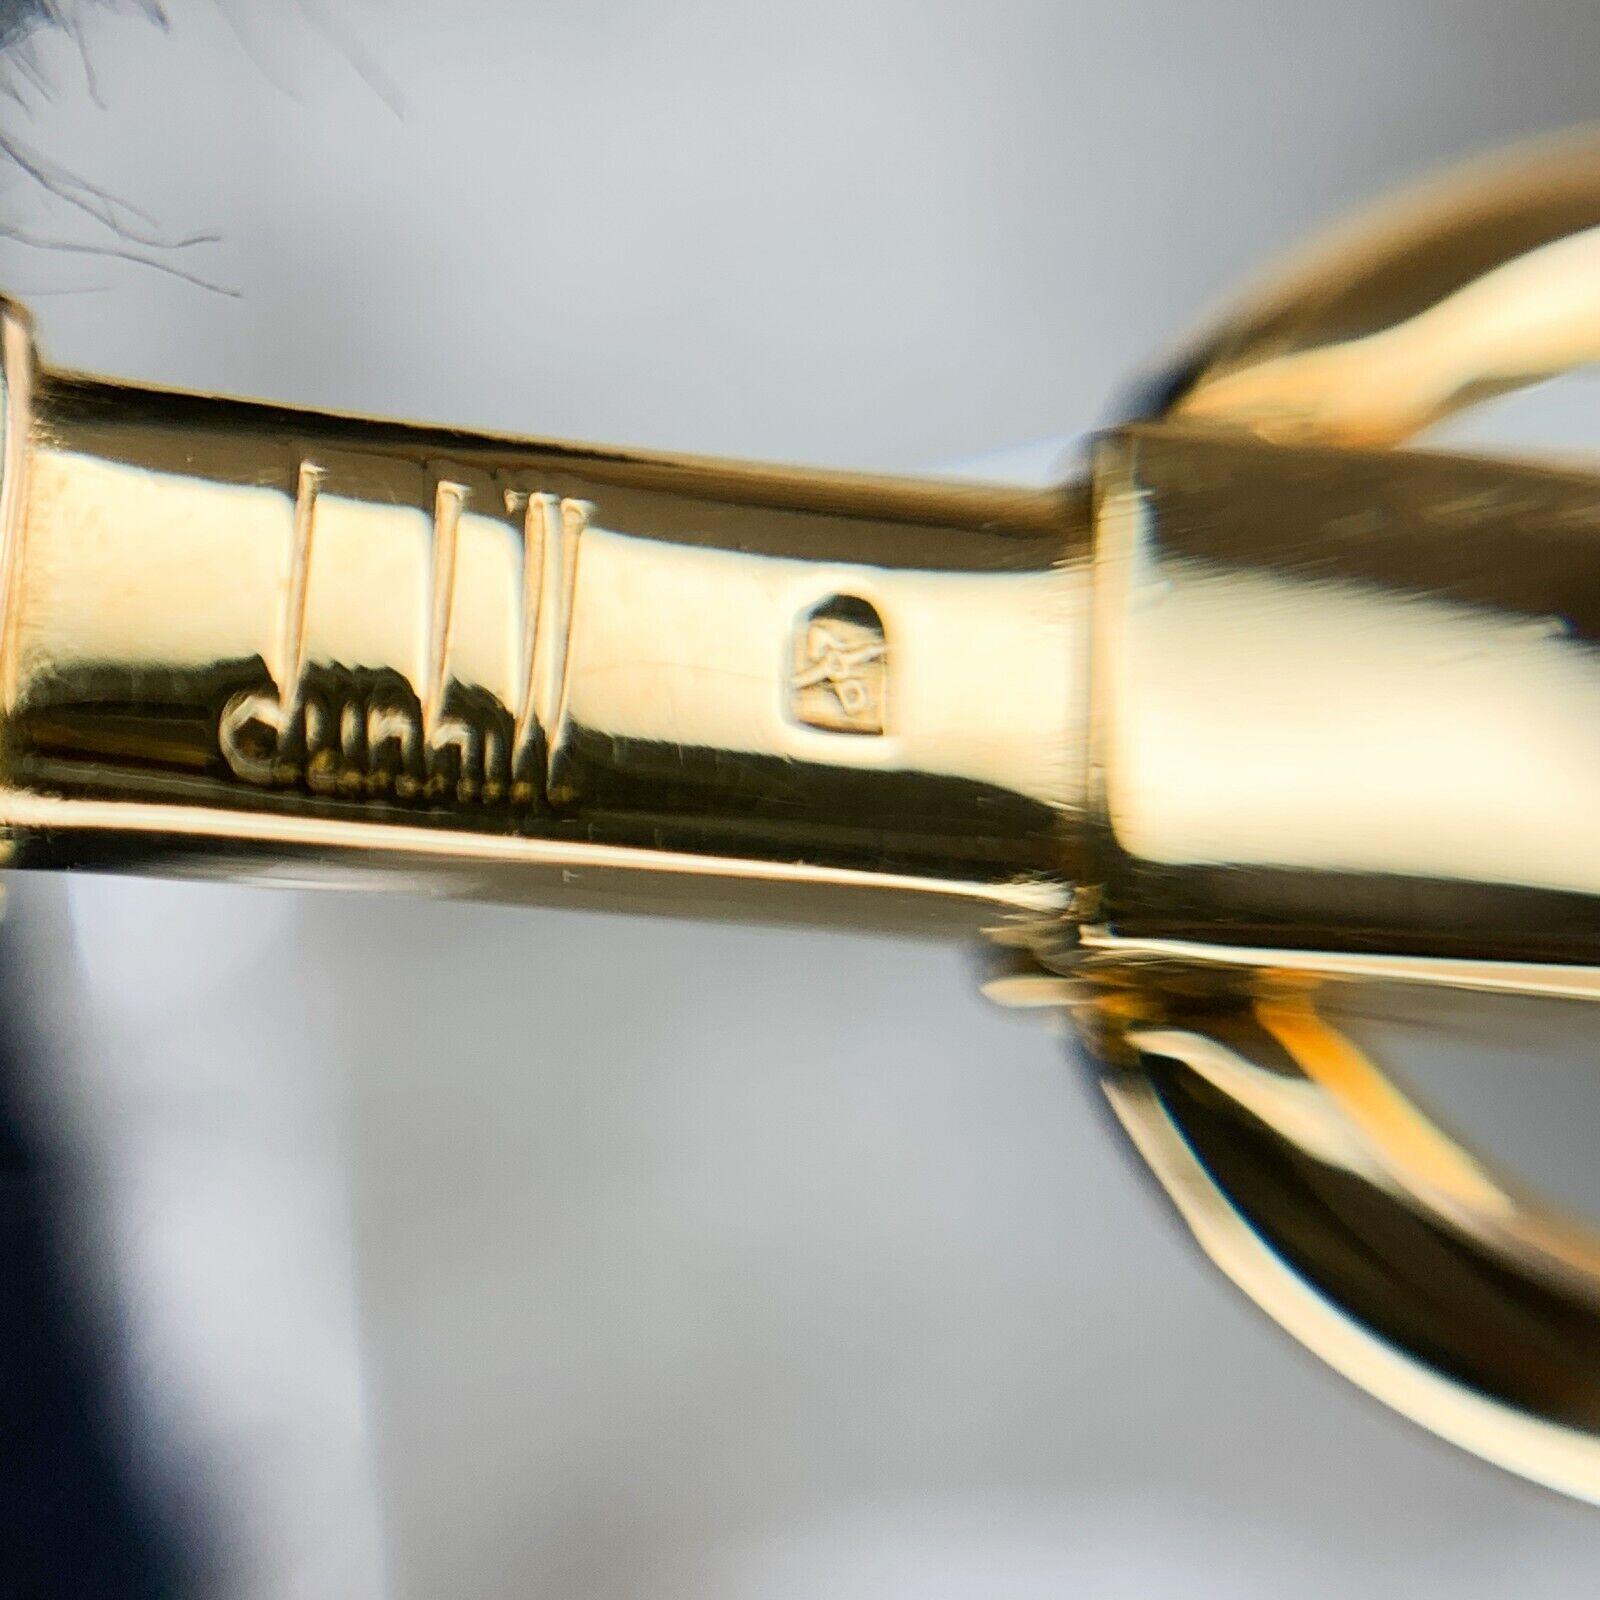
<box><xmin>5</xmin><ymin>2</ymin><xmax>1600</xmax><ymax>1595</ymax></box>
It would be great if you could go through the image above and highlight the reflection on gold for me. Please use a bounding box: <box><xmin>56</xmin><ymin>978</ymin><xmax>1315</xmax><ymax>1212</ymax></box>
<box><xmin>1103</xmin><ymin>1053</ymin><xmax>1600</xmax><ymax>1506</ymax></box>
<box><xmin>1179</xmin><ymin>225</ymin><xmax>1600</xmax><ymax>445</ymax></box>
<box><xmin>1165</xmin><ymin>132</ymin><xmax>1600</xmax><ymax>447</ymax></box>
<box><xmin>8</xmin><ymin>131</ymin><xmax>1600</xmax><ymax>1500</ymax></box>
<box><xmin>1091</xmin><ymin>426</ymin><xmax>1600</xmax><ymax>976</ymax></box>
<box><xmin>0</xmin><ymin>308</ymin><xmax>1085</xmax><ymax>939</ymax></box>
<box><xmin>1083</xmin><ymin>130</ymin><xmax>1600</xmax><ymax>1504</ymax></box>
<box><xmin>1077</xmin><ymin>928</ymin><xmax>1600</xmax><ymax>1004</ymax></box>
<box><xmin>1255</xmin><ymin>982</ymin><xmax>1507</xmax><ymax>1212</ymax></box>
<box><xmin>1058</xmin><ymin>956</ymin><xmax>1600</xmax><ymax>1504</ymax></box>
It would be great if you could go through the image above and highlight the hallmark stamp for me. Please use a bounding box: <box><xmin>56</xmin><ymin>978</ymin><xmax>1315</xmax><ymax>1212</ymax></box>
<box><xmin>788</xmin><ymin>594</ymin><xmax>887</xmax><ymax>735</ymax></box>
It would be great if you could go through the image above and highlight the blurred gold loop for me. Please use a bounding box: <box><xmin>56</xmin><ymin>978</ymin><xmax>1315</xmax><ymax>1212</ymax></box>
<box><xmin>1159</xmin><ymin>131</ymin><xmax>1600</xmax><ymax>446</ymax></box>
<box><xmin>1101</xmin><ymin>979</ymin><xmax>1600</xmax><ymax>1504</ymax></box>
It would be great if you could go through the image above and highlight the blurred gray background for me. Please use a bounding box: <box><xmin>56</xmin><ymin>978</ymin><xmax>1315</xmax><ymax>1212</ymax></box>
<box><xmin>6</xmin><ymin>1</ymin><xmax>1600</xmax><ymax>1595</ymax></box>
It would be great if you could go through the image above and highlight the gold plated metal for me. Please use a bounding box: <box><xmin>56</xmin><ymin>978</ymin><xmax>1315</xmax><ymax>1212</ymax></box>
<box><xmin>9</xmin><ymin>135</ymin><xmax>1600</xmax><ymax>1498</ymax></box>
<box><xmin>1087</xmin><ymin>129</ymin><xmax>1600</xmax><ymax>1501</ymax></box>
<box><xmin>1092</xmin><ymin>975</ymin><xmax>1600</xmax><ymax>1504</ymax></box>
<box><xmin>1087</xmin><ymin>426</ymin><xmax>1600</xmax><ymax>978</ymax></box>
<box><xmin>0</xmin><ymin>317</ymin><xmax>1087</xmax><ymax>939</ymax></box>
<box><xmin>1160</xmin><ymin>133</ymin><xmax>1600</xmax><ymax>446</ymax></box>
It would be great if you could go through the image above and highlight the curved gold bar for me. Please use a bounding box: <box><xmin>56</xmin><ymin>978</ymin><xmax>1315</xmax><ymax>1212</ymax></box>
<box><xmin>1154</xmin><ymin>131</ymin><xmax>1600</xmax><ymax>446</ymax></box>
<box><xmin>1090</xmin><ymin>971</ymin><xmax>1600</xmax><ymax>1502</ymax></box>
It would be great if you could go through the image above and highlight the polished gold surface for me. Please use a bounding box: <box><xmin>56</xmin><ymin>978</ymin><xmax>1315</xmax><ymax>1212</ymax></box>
<box><xmin>1088</xmin><ymin>426</ymin><xmax>1600</xmax><ymax>975</ymax></box>
<box><xmin>0</xmin><ymin>306</ymin><xmax>1087</xmax><ymax>940</ymax></box>
<box><xmin>1087</xmin><ymin>129</ymin><xmax>1600</xmax><ymax>1501</ymax></box>
<box><xmin>1091</xmin><ymin>970</ymin><xmax>1600</xmax><ymax>1503</ymax></box>
<box><xmin>1157</xmin><ymin>132</ymin><xmax>1600</xmax><ymax>446</ymax></box>
<box><xmin>8</xmin><ymin>137</ymin><xmax>1600</xmax><ymax>1498</ymax></box>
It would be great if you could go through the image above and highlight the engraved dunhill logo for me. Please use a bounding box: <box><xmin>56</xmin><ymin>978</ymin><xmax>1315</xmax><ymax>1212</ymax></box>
<box><xmin>219</xmin><ymin>462</ymin><xmax>591</xmax><ymax>809</ymax></box>
<box><xmin>788</xmin><ymin>594</ymin><xmax>887</xmax><ymax>735</ymax></box>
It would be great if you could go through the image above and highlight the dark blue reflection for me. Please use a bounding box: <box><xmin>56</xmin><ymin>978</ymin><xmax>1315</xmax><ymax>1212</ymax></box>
<box><xmin>0</xmin><ymin>920</ymin><xmax>204</xmax><ymax>1598</ymax></box>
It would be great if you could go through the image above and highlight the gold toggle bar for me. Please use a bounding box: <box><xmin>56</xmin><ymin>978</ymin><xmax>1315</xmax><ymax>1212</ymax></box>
<box><xmin>0</xmin><ymin>302</ymin><xmax>1089</xmax><ymax>940</ymax></box>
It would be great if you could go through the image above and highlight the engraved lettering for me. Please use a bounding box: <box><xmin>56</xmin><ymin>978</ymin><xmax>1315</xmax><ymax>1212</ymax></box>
<box><xmin>220</xmin><ymin>463</ymin><xmax>592</xmax><ymax>810</ymax></box>
<box><xmin>218</xmin><ymin>689</ymin><xmax>283</xmax><ymax>787</ymax></box>
<box><xmin>219</xmin><ymin>460</ymin><xmax>324</xmax><ymax>787</ymax></box>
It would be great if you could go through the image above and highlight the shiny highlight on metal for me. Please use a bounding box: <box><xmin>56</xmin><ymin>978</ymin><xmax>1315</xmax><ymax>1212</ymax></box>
<box><xmin>0</xmin><ymin>333</ymin><xmax>1087</xmax><ymax>934</ymax></box>
<box><xmin>8</xmin><ymin>133</ymin><xmax>1600</xmax><ymax>1499</ymax></box>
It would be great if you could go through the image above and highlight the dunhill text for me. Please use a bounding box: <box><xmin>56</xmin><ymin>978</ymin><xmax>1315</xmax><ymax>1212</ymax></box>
<box><xmin>219</xmin><ymin>466</ymin><xmax>590</xmax><ymax>810</ymax></box>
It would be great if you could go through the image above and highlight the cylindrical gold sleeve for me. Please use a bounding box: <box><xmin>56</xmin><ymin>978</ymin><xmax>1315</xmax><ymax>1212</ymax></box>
<box><xmin>1085</xmin><ymin>424</ymin><xmax>1600</xmax><ymax>997</ymax></box>
<box><xmin>0</xmin><ymin>307</ymin><xmax>1088</xmax><ymax>939</ymax></box>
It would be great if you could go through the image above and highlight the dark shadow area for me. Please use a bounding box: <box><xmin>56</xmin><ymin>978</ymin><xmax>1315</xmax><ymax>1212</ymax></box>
<box><xmin>0</xmin><ymin>915</ymin><xmax>205</xmax><ymax>1598</ymax></box>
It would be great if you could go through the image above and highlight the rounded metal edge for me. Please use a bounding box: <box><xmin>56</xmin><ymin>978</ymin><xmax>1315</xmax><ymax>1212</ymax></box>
<box><xmin>0</xmin><ymin>295</ymin><xmax>37</xmax><ymax>719</ymax></box>
<box><xmin>1136</xmin><ymin>127</ymin><xmax>1600</xmax><ymax>446</ymax></box>
<box><xmin>1077</xmin><ymin>972</ymin><xmax>1600</xmax><ymax>1502</ymax></box>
